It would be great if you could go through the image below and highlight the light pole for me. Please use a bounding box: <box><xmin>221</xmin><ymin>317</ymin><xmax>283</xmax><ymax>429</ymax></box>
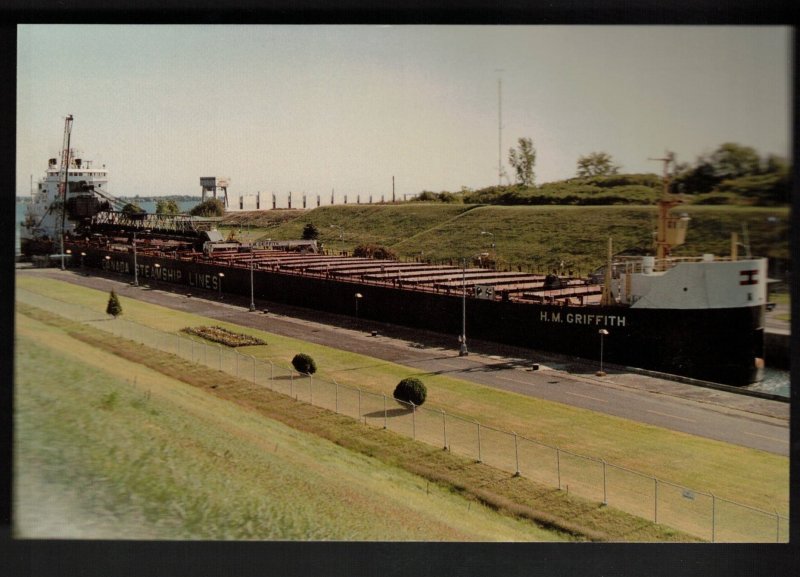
<box><xmin>133</xmin><ymin>231</ymin><xmax>139</xmax><ymax>286</ymax></box>
<box><xmin>104</xmin><ymin>254</ymin><xmax>111</xmax><ymax>273</ymax></box>
<box><xmin>597</xmin><ymin>329</ymin><xmax>609</xmax><ymax>376</ymax></box>
<box><xmin>218</xmin><ymin>272</ymin><xmax>225</xmax><ymax>300</ymax></box>
<box><xmin>153</xmin><ymin>263</ymin><xmax>160</xmax><ymax>289</ymax></box>
<box><xmin>80</xmin><ymin>251</ymin><xmax>86</xmax><ymax>270</ymax></box>
<box><xmin>355</xmin><ymin>292</ymin><xmax>363</xmax><ymax>323</ymax></box>
<box><xmin>460</xmin><ymin>257</ymin><xmax>468</xmax><ymax>356</ymax></box>
<box><xmin>65</xmin><ymin>249</ymin><xmax>72</xmax><ymax>269</ymax></box>
<box><xmin>249</xmin><ymin>249</ymin><xmax>256</xmax><ymax>311</ymax></box>
<box><xmin>330</xmin><ymin>224</ymin><xmax>343</xmax><ymax>255</ymax></box>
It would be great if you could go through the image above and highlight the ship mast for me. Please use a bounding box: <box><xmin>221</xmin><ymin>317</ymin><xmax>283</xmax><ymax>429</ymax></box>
<box><xmin>58</xmin><ymin>114</ymin><xmax>74</xmax><ymax>270</ymax></box>
<box><xmin>649</xmin><ymin>152</ymin><xmax>683</xmax><ymax>262</ymax></box>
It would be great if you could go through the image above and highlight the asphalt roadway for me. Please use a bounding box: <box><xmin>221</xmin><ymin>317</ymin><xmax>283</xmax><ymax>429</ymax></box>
<box><xmin>18</xmin><ymin>267</ymin><xmax>790</xmax><ymax>457</ymax></box>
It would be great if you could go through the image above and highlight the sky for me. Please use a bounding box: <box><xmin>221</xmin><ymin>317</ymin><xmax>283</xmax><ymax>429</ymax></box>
<box><xmin>16</xmin><ymin>25</ymin><xmax>791</xmax><ymax>202</ymax></box>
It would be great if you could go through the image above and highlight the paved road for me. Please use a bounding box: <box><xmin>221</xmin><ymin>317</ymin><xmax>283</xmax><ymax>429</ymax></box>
<box><xmin>18</xmin><ymin>267</ymin><xmax>790</xmax><ymax>456</ymax></box>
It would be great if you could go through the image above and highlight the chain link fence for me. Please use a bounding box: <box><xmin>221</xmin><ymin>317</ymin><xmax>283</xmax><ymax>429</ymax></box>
<box><xmin>16</xmin><ymin>288</ymin><xmax>788</xmax><ymax>542</ymax></box>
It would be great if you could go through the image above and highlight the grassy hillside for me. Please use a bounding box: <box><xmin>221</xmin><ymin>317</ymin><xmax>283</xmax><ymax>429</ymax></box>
<box><xmin>17</xmin><ymin>275</ymin><xmax>789</xmax><ymax>522</ymax></box>
<box><xmin>222</xmin><ymin>204</ymin><xmax>789</xmax><ymax>277</ymax></box>
<box><xmin>15</xmin><ymin>311</ymin><xmax>569</xmax><ymax>541</ymax></box>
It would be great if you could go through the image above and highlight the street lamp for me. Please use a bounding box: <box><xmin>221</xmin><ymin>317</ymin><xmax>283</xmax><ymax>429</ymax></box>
<box><xmin>355</xmin><ymin>292</ymin><xmax>363</xmax><ymax>322</ymax></box>
<box><xmin>218</xmin><ymin>272</ymin><xmax>225</xmax><ymax>300</ymax></box>
<box><xmin>249</xmin><ymin>250</ymin><xmax>256</xmax><ymax>311</ymax></box>
<box><xmin>597</xmin><ymin>329</ymin><xmax>609</xmax><ymax>376</ymax></box>
<box><xmin>153</xmin><ymin>263</ymin><xmax>160</xmax><ymax>289</ymax></box>
<box><xmin>133</xmin><ymin>231</ymin><xmax>139</xmax><ymax>286</ymax></box>
<box><xmin>459</xmin><ymin>257</ymin><xmax>468</xmax><ymax>356</ymax></box>
<box><xmin>330</xmin><ymin>224</ymin><xmax>343</xmax><ymax>255</ymax></box>
<box><xmin>80</xmin><ymin>251</ymin><xmax>86</xmax><ymax>270</ymax></box>
<box><xmin>65</xmin><ymin>249</ymin><xmax>72</xmax><ymax>269</ymax></box>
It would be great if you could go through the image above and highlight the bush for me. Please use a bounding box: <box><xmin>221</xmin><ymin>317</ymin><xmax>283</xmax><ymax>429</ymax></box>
<box><xmin>292</xmin><ymin>353</ymin><xmax>317</xmax><ymax>375</ymax></box>
<box><xmin>393</xmin><ymin>377</ymin><xmax>427</xmax><ymax>407</ymax></box>
<box><xmin>190</xmin><ymin>198</ymin><xmax>225</xmax><ymax>217</ymax></box>
<box><xmin>106</xmin><ymin>290</ymin><xmax>122</xmax><ymax>318</ymax></box>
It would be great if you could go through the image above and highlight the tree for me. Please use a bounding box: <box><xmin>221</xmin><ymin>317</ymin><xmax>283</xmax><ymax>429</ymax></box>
<box><xmin>508</xmin><ymin>137</ymin><xmax>536</xmax><ymax>186</ymax></box>
<box><xmin>302</xmin><ymin>223</ymin><xmax>320</xmax><ymax>240</ymax></box>
<box><xmin>393</xmin><ymin>377</ymin><xmax>427</xmax><ymax>407</ymax></box>
<box><xmin>189</xmin><ymin>198</ymin><xmax>225</xmax><ymax>217</ymax></box>
<box><xmin>710</xmin><ymin>143</ymin><xmax>760</xmax><ymax>180</ymax></box>
<box><xmin>156</xmin><ymin>198</ymin><xmax>180</xmax><ymax>215</ymax></box>
<box><xmin>106</xmin><ymin>290</ymin><xmax>122</xmax><ymax>318</ymax></box>
<box><xmin>291</xmin><ymin>353</ymin><xmax>317</xmax><ymax>375</ymax></box>
<box><xmin>121</xmin><ymin>202</ymin><xmax>145</xmax><ymax>215</ymax></box>
<box><xmin>576</xmin><ymin>152</ymin><xmax>620</xmax><ymax>177</ymax></box>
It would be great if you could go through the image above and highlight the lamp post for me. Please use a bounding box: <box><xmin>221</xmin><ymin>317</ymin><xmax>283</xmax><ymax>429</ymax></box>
<box><xmin>153</xmin><ymin>263</ymin><xmax>160</xmax><ymax>289</ymax></box>
<box><xmin>355</xmin><ymin>292</ymin><xmax>363</xmax><ymax>323</ymax></box>
<box><xmin>80</xmin><ymin>251</ymin><xmax>86</xmax><ymax>270</ymax></box>
<box><xmin>65</xmin><ymin>249</ymin><xmax>72</xmax><ymax>269</ymax></box>
<box><xmin>133</xmin><ymin>231</ymin><xmax>139</xmax><ymax>286</ymax></box>
<box><xmin>249</xmin><ymin>249</ymin><xmax>256</xmax><ymax>311</ymax></box>
<box><xmin>597</xmin><ymin>329</ymin><xmax>609</xmax><ymax>376</ymax></box>
<box><xmin>330</xmin><ymin>224</ymin><xmax>343</xmax><ymax>255</ymax></box>
<box><xmin>218</xmin><ymin>272</ymin><xmax>225</xmax><ymax>300</ymax></box>
<box><xmin>104</xmin><ymin>254</ymin><xmax>111</xmax><ymax>273</ymax></box>
<box><xmin>459</xmin><ymin>257</ymin><xmax>468</xmax><ymax>356</ymax></box>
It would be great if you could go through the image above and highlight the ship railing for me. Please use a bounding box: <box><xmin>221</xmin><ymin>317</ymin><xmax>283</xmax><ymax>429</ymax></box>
<box><xmin>614</xmin><ymin>255</ymin><xmax>741</xmax><ymax>275</ymax></box>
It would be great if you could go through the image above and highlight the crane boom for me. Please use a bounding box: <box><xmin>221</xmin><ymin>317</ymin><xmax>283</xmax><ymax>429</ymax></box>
<box><xmin>58</xmin><ymin>114</ymin><xmax>74</xmax><ymax>266</ymax></box>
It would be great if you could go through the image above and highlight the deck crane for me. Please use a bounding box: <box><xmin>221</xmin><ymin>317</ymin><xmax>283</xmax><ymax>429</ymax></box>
<box><xmin>57</xmin><ymin>114</ymin><xmax>74</xmax><ymax>270</ymax></box>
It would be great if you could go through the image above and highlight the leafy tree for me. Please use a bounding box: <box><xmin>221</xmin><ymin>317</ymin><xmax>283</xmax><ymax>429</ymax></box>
<box><xmin>121</xmin><ymin>202</ymin><xmax>145</xmax><ymax>215</ymax></box>
<box><xmin>291</xmin><ymin>353</ymin><xmax>317</xmax><ymax>375</ymax></box>
<box><xmin>710</xmin><ymin>143</ymin><xmax>761</xmax><ymax>180</ymax></box>
<box><xmin>190</xmin><ymin>198</ymin><xmax>225</xmax><ymax>217</ymax></box>
<box><xmin>576</xmin><ymin>152</ymin><xmax>620</xmax><ymax>177</ymax></box>
<box><xmin>302</xmin><ymin>223</ymin><xmax>320</xmax><ymax>240</ymax></box>
<box><xmin>106</xmin><ymin>290</ymin><xmax>122</xmax><ymax>318</ymax></box>
<box><xmin>393</xmin><ymin>377</ymin><xmax>427</xmax><ymax>407</ymax></box>
<box><xmin>155</xmin><ymin>198</ymin><xmax>180</xmax><ymax>215</ymax></box>
<box><xmin>353</xmin><ymin>244</ymin><xmax>397</xmax><ymax>260</ymax></box>
<box><xmin>508</xmin><ymin>137</ymin><xmax>536</xmax><ymax>186</ymax></box>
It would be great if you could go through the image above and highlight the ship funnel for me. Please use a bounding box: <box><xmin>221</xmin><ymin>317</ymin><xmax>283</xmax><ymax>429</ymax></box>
<box><xmin>642</xmin><ymin>256</ymin><xmax>655</xmax><ymax>274</ymax></box>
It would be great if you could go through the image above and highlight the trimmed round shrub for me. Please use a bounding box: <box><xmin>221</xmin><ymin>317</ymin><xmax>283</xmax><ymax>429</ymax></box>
<box><xmin>393</xmin><ymin>377</ymin><xmax>427</xmax><ymax>407</ymax></box>
<box><xmin>291</xmin><ymin>353</ymin><xmax>317</xmax><ymax>375</ymax></box>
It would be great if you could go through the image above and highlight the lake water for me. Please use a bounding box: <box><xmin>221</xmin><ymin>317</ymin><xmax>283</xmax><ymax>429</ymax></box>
<box><xmin>14</xmin><ymin>200</ymin><xmax>791</xmax><ymax>397</ymax></box>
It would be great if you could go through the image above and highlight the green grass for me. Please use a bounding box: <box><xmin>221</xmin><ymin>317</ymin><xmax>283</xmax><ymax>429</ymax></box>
<box><xmin>16</xmin><ymin>274</ymin><xmax>789</xmax><ymax>520</ymax></box>
<box><xmin>222</xmin><ymin>204</ymin><xmax>788</xmax><ymax>275</ymax></box>
<box><xmin>15</xmin><ymin>312</ymin><xmax>570</xmax><ymax>541</ymax></box>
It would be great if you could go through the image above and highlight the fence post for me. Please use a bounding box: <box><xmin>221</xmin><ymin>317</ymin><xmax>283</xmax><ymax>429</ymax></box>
<box><xmin>602</xmin><ymin>460</ymin><xmax>608</xmax><ymax>505</ymax></box>
<box><xmin>513</xmin><ymin>432</ymin><xmax>520</xmax><ymax>476</ymax></box>
<box><xmin>775</xmin><ymin>509</ymin><xmax>780</xmax><ymax>543</ymax></box>
<box><xmin>711</xmin><ymin>492</ymin><xmax>716</xmax><ymax>543</ymax></box>
<box><xmin>654</xmin><ymin>477</ymin><xmax>659</xmax><ymax>523</ymax></box>
<box><xmin>442</xmin><ymin>410</ymin><xmax>447</xmax><ymax>450</ymax></box>
<box><xmin>476</xmin><ymin>422</ymin><xmax>482</xmax><ymax>463</ymax></box>
<box><xmin>383</xmin><ymin>395</ymin><xmax>387</xmax><ymax>429</ymax></box>
<box><xmin>556</xmin><ymin>448</ymin><xmax>561</xmax><ymax>490</ymax></box>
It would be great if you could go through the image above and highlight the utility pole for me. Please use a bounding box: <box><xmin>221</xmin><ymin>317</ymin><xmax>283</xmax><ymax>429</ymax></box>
<box><xmin>496</xmin><ymin>70</ymin><xmax>504</xmax><ymax>187</ymax></box>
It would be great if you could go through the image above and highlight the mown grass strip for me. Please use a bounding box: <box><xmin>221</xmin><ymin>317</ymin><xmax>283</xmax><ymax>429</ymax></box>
<box><xmin>16</xmin><ymin>302</ymin><xmax>701</xmax><ymax>542</ymax></box>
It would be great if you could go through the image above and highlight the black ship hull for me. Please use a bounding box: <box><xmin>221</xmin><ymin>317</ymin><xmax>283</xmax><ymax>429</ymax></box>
<box><xmin>72</xmin><ymin>246</ymin><xmax>765</xmax><ymax>387</ymax></box>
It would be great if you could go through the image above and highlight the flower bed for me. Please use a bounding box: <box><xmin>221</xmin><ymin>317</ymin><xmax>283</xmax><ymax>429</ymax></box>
<box><xmin>181</xmin><ymin>326</ymin><xmax>266</xmax><ymax>347</ymax></box>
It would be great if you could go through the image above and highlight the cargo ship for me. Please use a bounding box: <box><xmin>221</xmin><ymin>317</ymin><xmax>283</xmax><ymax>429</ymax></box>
<box><xmin>22</xmin><ymin>117</ymin><xmax>769</xmax><ymax>386</ymax></box>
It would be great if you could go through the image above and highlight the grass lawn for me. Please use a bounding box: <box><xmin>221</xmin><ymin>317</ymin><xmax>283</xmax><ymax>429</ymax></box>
<box><xmin>15</xmin><ymin>311</ymin><xmax>570</xmax><ymax>541</ymax></box>
<box><xmin>16</xmin><ymin>274</ymin><xmax>789</xmax><ymax>521</ymax></box>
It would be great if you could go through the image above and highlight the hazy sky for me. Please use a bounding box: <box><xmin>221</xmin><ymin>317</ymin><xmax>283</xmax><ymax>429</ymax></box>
<box><xmin>16</xmin><ymin>25</ymin><xmax>791</xmax><ymax>201</ymax></box>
